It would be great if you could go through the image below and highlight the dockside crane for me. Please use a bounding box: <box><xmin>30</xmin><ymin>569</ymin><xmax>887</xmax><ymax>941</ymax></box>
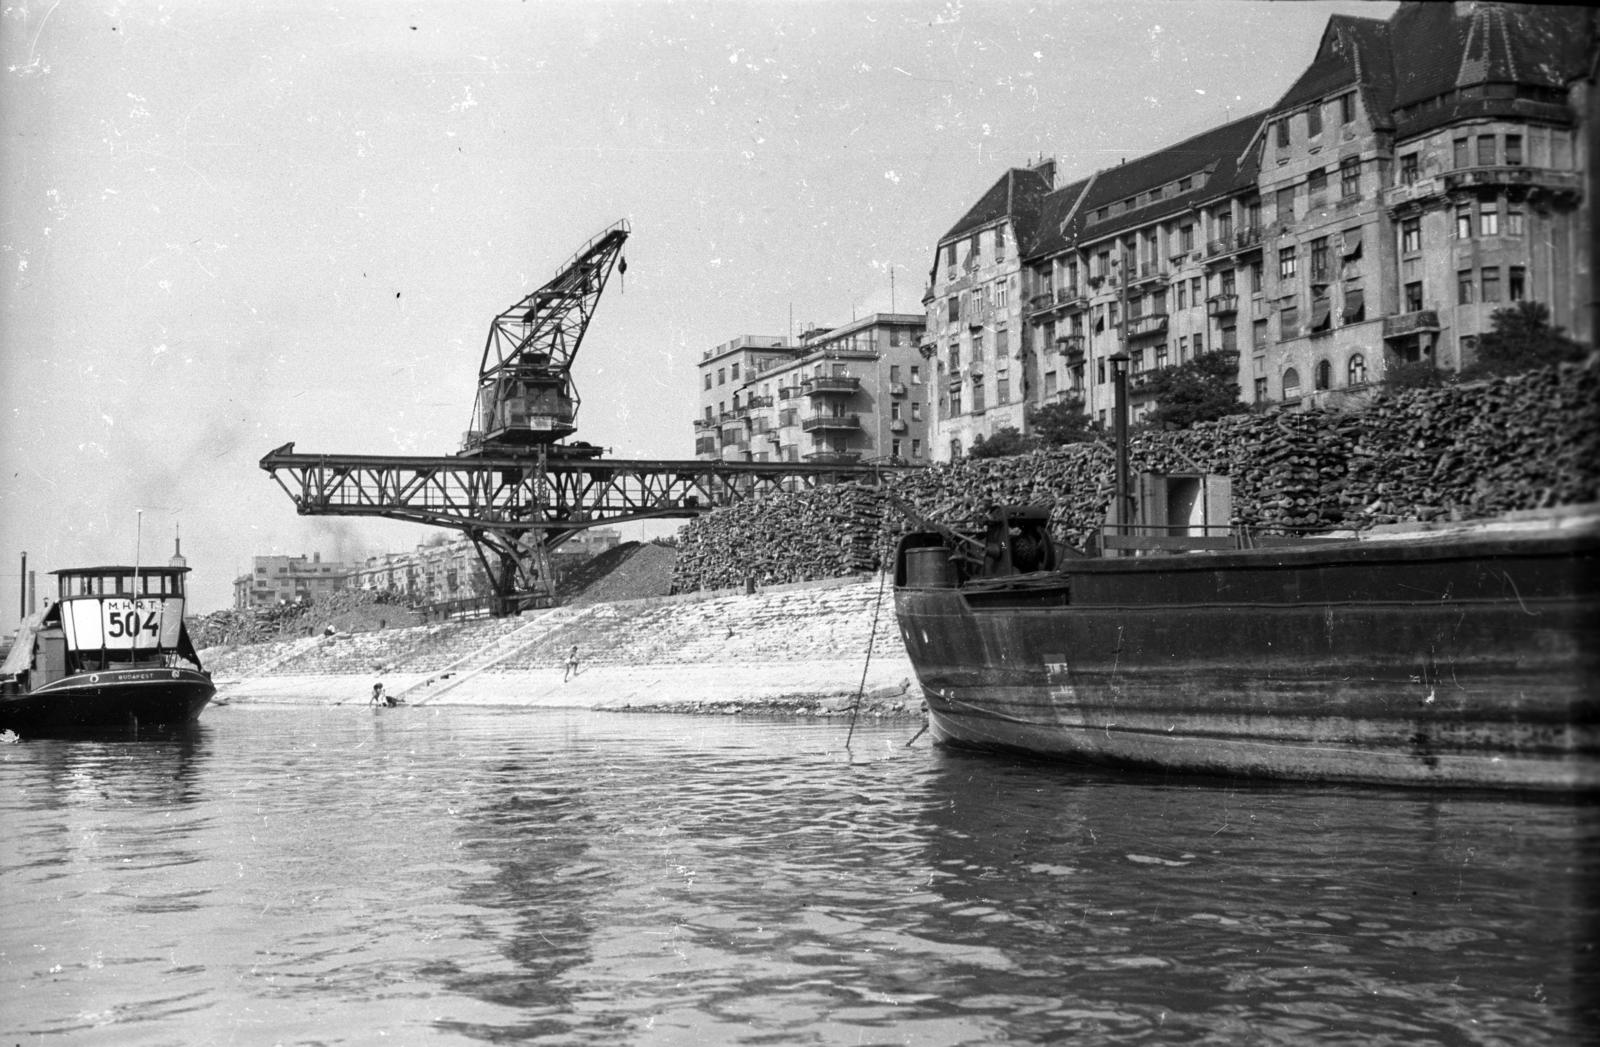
<box><xmin>261</xmin><ymin>221</ymin><xmax>910</xmax><ymax>614</ymax></box>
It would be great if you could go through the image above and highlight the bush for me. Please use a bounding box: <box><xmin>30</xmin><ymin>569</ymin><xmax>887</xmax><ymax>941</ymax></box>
<box><xmin>1027</xmin><ymin>395</ymin><xmax>1099</xmax><ymax>446</ymax></box>
<box><xmin>1463</xmin><ymin>301</ymin><xmax>1589</xmax><ymax>378</ymax></box>
<box><xmin>969</xmin><ymin>426</ymin><xmax>1035</xmax><ymax>458</ymax></box>
<box><xmin>1138</xmin><ymin>351</ymin><xmax>1248</xmax><ymax>430</ymax></box>
<box><xmin>1384</xmin><ymin>357</ymin><xmax>1445</xmax><ymax>390</ymax></box>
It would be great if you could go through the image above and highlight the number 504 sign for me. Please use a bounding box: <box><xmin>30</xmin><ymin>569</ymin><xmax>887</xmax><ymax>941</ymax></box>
<box><xmin>64</xmin><ymin>598</ymin><xmax>184</xmax><ymax>651</ymax></box>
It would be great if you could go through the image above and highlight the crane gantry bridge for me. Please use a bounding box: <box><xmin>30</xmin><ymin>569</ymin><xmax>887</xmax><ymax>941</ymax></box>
<box><xmin>261</xmin><ymin>220</ymin><xmax>908</xmax><ymax>612</ymax></box>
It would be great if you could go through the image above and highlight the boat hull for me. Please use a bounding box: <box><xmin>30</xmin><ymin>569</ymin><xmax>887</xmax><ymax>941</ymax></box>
<box><xmin>0</xmin><ymin>667</ymin><xmax>215</xmax><ymax>736</ymax></box>
<box><xmin>895</xmin><ymin>531</ymin><xmax>1600</xmax><ymax>791</ymax></box>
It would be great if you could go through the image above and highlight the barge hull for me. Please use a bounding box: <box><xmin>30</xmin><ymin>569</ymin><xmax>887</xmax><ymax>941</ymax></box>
<box><xmin>0</xmin><ymin>668</ymin><xmax>215</xmax><ymax>735</ymax></box>
<box><xmin>895</xmin><ymin>533</ymin><xmax>1599</xmax><ymax>791</ymax></box>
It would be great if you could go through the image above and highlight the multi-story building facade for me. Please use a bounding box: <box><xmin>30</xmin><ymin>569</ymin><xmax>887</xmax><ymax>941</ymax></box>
<box><xmin>925</xmin><ymin>2</ymin><xmax>1594</xmax><ymax>460</ymax></box>
<box><xmin>232</xmin><ymin>552</ymin><xmax>356</xmax><ymax>610</ymax></box>
<box><xmin>693</xmin><ymin>314</ymin><xmax>930</xmax><ymax>464</ymax></box>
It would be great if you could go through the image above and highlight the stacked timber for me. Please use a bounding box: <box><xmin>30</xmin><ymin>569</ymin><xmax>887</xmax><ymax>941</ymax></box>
<box><xmin>671</xmin><ymin>361</ymin><xmax>1599</xmax><ymax>592</ymax></box>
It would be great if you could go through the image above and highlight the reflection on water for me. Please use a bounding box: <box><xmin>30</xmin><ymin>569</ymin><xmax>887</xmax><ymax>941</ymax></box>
<box><xmin>1</xmin><ymin>706</ymin><xmax>1594</xmax><ymax>1045</ymax></box>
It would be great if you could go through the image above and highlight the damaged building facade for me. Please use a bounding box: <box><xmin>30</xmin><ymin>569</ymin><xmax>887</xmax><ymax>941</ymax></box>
<box><xmin>924</xmin><ymin>2</ymin><xmax>1595</xmax><ymax>461</ymax></box>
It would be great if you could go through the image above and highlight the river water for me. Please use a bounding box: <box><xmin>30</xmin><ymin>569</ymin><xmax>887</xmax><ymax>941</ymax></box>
<box><xmin>2</xmin><ymin>705</ymin><xmax>1595</xmax><ymax>1045</ymax></box>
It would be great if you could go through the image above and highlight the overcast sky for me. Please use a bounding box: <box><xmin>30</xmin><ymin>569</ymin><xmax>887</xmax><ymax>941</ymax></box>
<box><xmin>1</xmin><ymin>0</ymin><xmax>1393</xmax><ymax>621</ymax></box>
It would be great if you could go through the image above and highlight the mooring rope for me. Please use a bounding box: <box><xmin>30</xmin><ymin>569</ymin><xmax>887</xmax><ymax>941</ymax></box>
<box><xmin>844</xmin><ymin>565</ymin><xmax>889</xmax><ymax>750</ymax></box>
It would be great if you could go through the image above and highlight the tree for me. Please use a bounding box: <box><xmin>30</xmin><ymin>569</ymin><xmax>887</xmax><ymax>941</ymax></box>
<box><xmin>1138</xmin><ymin>350</ymin><xmax>1248</xmax><ymax>430</ymax></box>
<box><xmin>1463</xmin><ymin>301</ymin><xmax>1589</xmax><ymax>378</ymax></box>
<box><xmin>1027</xmin><ymin>395</ymin><xmax>1099</xmax><ymax>446</ymax></box>
<box><xmin>968</xmin><ymin>426</ymin><xmax>1034</xmax><ymax>458</ymax></box>
<box><xmin>1383</xmin><ymin>356</ymin><xmax>1444</xmax><ymax>390</ymax></box>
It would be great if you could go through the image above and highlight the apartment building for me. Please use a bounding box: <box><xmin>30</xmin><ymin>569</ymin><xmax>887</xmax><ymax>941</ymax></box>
<box><xmin>693</xmin><ymin>314</ymin><xmax>930</xmax><ymax>464</ymax></box>
<box><xmin>925</xmin><ymin>1</ymin><xmax>1594</xmax><ymax>460</ymax></box>
<box><xmin>232</xmin><ymin>552</ymin><xmax>356</xmax><ymax>611</ymax></box>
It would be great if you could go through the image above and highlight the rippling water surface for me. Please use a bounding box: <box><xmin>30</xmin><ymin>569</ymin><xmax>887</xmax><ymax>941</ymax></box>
<box><xmin>1</xmin><ymin>705</ymin><xmax>1595</xmax><ymax>1045</ymax></box>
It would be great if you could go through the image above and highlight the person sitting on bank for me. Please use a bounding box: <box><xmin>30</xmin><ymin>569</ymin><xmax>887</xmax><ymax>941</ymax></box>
<box><xmin>563</xmin><ymin>645</ymin><xmax>580</xmax><ymax>682</ymax></box>
<box><xmin>371</xmin><ymin>681</ymin><xmax>386</xmax><ymax>706</ymax></box>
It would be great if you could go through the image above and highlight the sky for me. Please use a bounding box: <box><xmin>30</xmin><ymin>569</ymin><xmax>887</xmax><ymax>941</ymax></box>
<box><xmin>0</xmin><ymin>0</ymin><xmax>1395</xmax><ymax>621</ymax></box>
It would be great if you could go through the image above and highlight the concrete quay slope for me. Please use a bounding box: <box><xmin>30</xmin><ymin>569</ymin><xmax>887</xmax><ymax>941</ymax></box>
<box><xmin>203</xmin><ymin>575</ymin><xmax>921</xmax><ymax>717</ymax></box>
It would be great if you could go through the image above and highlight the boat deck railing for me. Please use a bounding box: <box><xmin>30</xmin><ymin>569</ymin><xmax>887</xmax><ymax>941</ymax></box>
<box><xmin>1097</xmin><ymin>523</ymin><xmax>1355</xmax><ymax>555</ymax></box>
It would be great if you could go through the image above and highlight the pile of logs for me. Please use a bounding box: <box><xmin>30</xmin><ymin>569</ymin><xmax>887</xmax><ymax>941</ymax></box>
<box><xmin>671</xmin><ymin>361</ymin><xmax>1599</xmax><ymax>592</ymax></box>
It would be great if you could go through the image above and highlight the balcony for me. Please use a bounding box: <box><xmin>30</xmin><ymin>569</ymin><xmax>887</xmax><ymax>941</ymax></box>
<box><xmin>1028</xmin><ymin>292</ymin><xmax>1056</xmax><ymax>313</ymax></box>
<box><xmin>890</xmin><ymin>382</ymin><xmax>908</xmax><ymax>396</ymax></box>
<box><xmin>777</xmin><ymin>386</ymin><xmax>800</xmax><ymax>400</ymax></box>
<box><xmin>1206</xmin><ymin>294</ymin><xmax>1239</xmax><ymax>317</ymax></box>
<box><xmin>1383</xmin><ymin>309</ymin><xmax>1441</xmax><ymax>340</ymax></box>
<box><xmin>693</xmin><ymin>417</ymin><xmax>718</xmax><ymax>430</ymax></box>
<box><xmin>745</xmin><ymin>395</ymin><xmax>774</xmax><ymax>409</ymax></box>
<box><xmin>802</xmin><ymin>375</ymin><xmax>861</xmax><ymax>396</ymax></box>
<box><xmin>694</xmin><ymin>436</ymin><xmax>717</xmax><ymax>456</ymax></box>
<box><xmin>1205</xmin><ymin>237</ymin><xmax>1229</xmax><ymax>258</ymax></box>
<box><xmin>1133</xmin><ymin>262</ymin><xmax>1166</xmax><ymax>285</ymax></box>
<box><xmin>889</xmin><ymin>418</ymin><xmax>909</xmax><ymax>433</ymax></box>
<box><xmin>1233</xmin><ymin>226</ymin><xmax>1263</xmax><ymax>252</ymax></box>
<box><xmin>1055</xmin><ymin>333</ymin><xmax>1085</xmax><ymax>359</ymax></box>
<box><xmin>803</xmin><ymin>451</ymin><xmax>861</xmax><ymax>464</ymax></box>
<box><xmin>1125</xmin><ymin>312</ymin><xmax>1170</xmax><ymax>340</ymax></box>
<box><xmin>1439</xmin><ymin>165</ymin><xmax>1582</xmax><ymax>199</ymax></box>
<box><xmin>1383</xmin><ymin>177</ymin><xmax>1442</xmax><ymax>209</ymax></box>
<box><xmin>802</xmin><ymin>413</ymin><xmax>861</xmax><ymax>432</ymax></box>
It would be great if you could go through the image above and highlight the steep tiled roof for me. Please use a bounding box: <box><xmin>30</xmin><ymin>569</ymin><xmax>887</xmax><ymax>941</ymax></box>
<box><xmin>939</xmin><ymin>164</ymin><xmax>1055</xmax><ymax>245</ymax></box>
<box><xmin>1388</xmin><ymin>2</ymin><xmax>1592</xmax><ymax>109</ymax></box>
<box><xmin>1271</xmin><ymin>15</ymin><xmax>1392</xmax><ymax>128</ymax></box>
<box><xmin>1051</xmin><ymin>111</ymin><xmax>1266</xmax><ymax>253</ymax></box>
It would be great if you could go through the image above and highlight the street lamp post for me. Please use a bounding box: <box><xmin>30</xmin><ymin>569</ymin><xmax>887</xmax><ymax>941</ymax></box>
<box><xmin>1109</xmin><ymin>351</ymin><xmax>1131</xmax><ymax>543</ymax></box>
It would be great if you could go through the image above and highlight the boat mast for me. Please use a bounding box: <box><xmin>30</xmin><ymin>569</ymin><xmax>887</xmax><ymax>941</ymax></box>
<box><xmin>133</xmin><ymin>510</ymin><xmax>142</xmax><ymax>598</ymax></box>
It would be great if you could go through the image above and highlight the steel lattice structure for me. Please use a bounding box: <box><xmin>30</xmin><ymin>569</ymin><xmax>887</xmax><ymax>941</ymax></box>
<box><xmin>260</xmin><ymin>443</ymin><xmax>906</xmax><ymax>608</ymax></box>
<box><xmin>263</xmin><ymin>220</ymin><xmax>917</xmax><ymax>612</ymax></box>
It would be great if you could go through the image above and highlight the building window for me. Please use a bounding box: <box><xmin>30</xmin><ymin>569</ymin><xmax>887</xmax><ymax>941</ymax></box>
<box><xmin>1307</xmin><ymin>167</ymin><xmax>1327</xmax><ymax>198</ymax></box>
<box><xmin>1461</xmin><ymin>335</ymin><xmax>1478</xmax><ymax>362</ymax></box>
<box><xmin>717</xmin><ymin>368</ymin><xmax>726</xmax><ymax>386</ymax></box>
<box><xmin>730</xmin><ymin>362</ymin><xmax>740</xmax><ymax>380</ymax></box>
<box><xmin>1254</xmin><ymin>376</ymin><xmax>1269</xmax><ymax>402</ymax></box>
<box><xmin>1339</xmin><ymin>92</ymin><xmax>1355</xmax><ymax>124</ymax></box>
<box><xmin>1402</xmin><ymin>218</ymin><xmax>1421</xmax><ymax>253</ymax></box>
<box><xmin>911</xmin><ymin>402</ymin><xmax>922</xmax><ymax>421</ymax></box>
<box><xmin>1399</xmin><ymin>154</ymin><xmax>1419</xmax><ymax>184</ymax></box>
<box><xmin>1155</xmin><ymin>343</ymin><xmax>1169</xmax><ymax>368</ymax></box>
<box><xmin>1276</xmin><ymin>119</ymin><xmax>1290</xmax><ymax>148</ymax></box>
<box><xmin>949</xmin><ymin>345</ymin><xmax>960</xmax><ymax>371</ymax></box>
<box><xmin>996</xmin><ymin>376</ymin><xmax>1009</xmax><ymax>404</ymax></box>
<box><xmin>912</xmin><ymin>439</ymin><xmax>922</xmax><ymax>458</ymax></box>
<box><xmin>1309</xmin><ymin>238</ymin><xmax>1329</xmax><ymax>283</ymax></box>
<box><xmin>945</xmin><ymin>243</ymin><xmax>956</xmax><ymax>277</ymax></box>
<box><xmin>1252</xmin><ymin>321</ymin><xmax>1268</xmax><ymax>351</ymax></box>
<box><xmin>889</xmin><ymin>364</ymin><xmax>901</xmax><ymax>383</ymax></box>
<box><xmin>1340</xmin><ymin>157</ymin><xmax>1360</xmax><ymax>198</ymax></box>
<box><xmin>890</xmin><ymin>402</ymin><xmax>902</xmax><ymax>421</ymax></box>
<box><xmin>1281</xmin><ymin>299</ymin><xmax>1300</xmax><ymax>336</ymax></box>
<box><xmin>1456</xmin><ymin>204</ymin><xmax>1472</xmax><ymax>239</ymax></box>
<box><xmin>1507</xmin><ymin>204</ymin><xmax>1525</xmax><ymax>237</ymax></box>
<box><xmin>1306</xmin><ymin>104</ymin><xmax>1322</xmax><ymax>138</ymax></box>
<box><xmin>1251</xmin><ymin>259</ymin><xmax>1265</xmax><ymax>293</ymax></box>
<box><xmin>1276</xmin><ymin>186</ymin><xmax>1294</xmax><ymax>222</ymax></box>
<box><xmin>1044</xmin><ymin>370</ymin><xmax>1058</xmax><ymax>396</ymax></box>
<box><xmin>1348</xmin><ymin>354</ymin><xmax>1367</xmax><ymax>385</ymax></box>
<box><xmin>1453</xmin><ymin>138</ymin><xmax>1469</xmax><ymax>168</ymax></box>
<box><xmin>1180</xmin><ymin>224</ymin><xmax>1195</xmax><ymax>253</ymax></box>
<box><xmin>995</xmin><ymin>224</ymin><xmax>1006</xmax><ymax>256</ymax></box>
<box><xmin>704</xmin><ymin>406</ymin><xmax>713</xmax><ymax>423</ymax></box>
<box><xmin>1477</xmin><ymin>134</ymin><xmax>1496</xmax><ymax>167</ymax></box>
<box><xmin>703</xmin><ymin>373</ymin><xmax>712</xmax><ymax>390</ymax></box>
<box><xmin>950</xmin><ymin>438</ymin><xmax>962</xmax><ymax>459</ymax></box>
<box><xmin>1481</xmin><ymin>267</ymin><xmax>1501</xmax><ymax>302</ymax></box>
<box><xmin>1221</xmin><ymin>325</ymin><xmax>1238</xmax><ymax>352</ymax></box>
<box><xmin>1404</xmin><ymin>281</ymin><xmax>1423</xmax><ymax>312</ymax></box>
<box><xmin>1479</xmin><ymin>201</ymin><xmax>1499</xmax><ymax>236</ymax></box>
<box><xmin>1279</xmin><ymin>246</ymin><xmax>1297</xmax><ymax>280</ymax></box>
<box><xmin>948</xmin><ymin>297</ymin><xmax>959</xmax><ymax>322</ymax></box>
<box><xmin>1283</xmin><ymin>368</ymin><xmax>1301</xmax><ymax>399</ymax></box>
<box><xmin>1509</xmin><ymin>266</ymin><xmax>1526</xmax><ymax>302</ymax></box>
<box><xmin>950</xmin><ymin>392</ymin><xmax>962</xmax><ymax>416</ymax></box>
<box><xmin>1314</xmin><ymin>359</ymin><xmax>1332</xmax><ymax>391</ymax></box>
<box><xmin>911</xmin><ymin>365</ymin><xmax>921</xmax><ymax>385</ymax></box>
<box><xmin>1097</xmin><ymin>358</ymin><xmax>1106</xmax><ymax>385</ymax></box>
<box><xmin>1458</xmin><ymin>270</ymin><xmax>1475</xmax><ymax>304</ymax></box>
<box><xmin>1176</xmin><ymin>282</ymin><xmax>1187</xmax><ymax>310</ymax></box>
<box><xmin>997</xmin><ymin>327</ymin><xmax>1009</xmax><ymax>356</ymax></box>
<box><xmin>891</xmin><ymin>438</ymin><xmax>902</xmax><ymax>459</ymax></box>
<box><xmin>972</xmin><ymin>331</ymin><xmax>985</xmax><ymax>361</ymax></box>
<box><xmin>1505</xmin><ymin>134</ymin><xmax>1523</xmax><ymax>166</ymax></box>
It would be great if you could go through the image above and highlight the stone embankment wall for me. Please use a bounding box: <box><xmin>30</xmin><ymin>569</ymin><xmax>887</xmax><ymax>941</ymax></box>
<box><xmin>673</xmin><ymin>362</ymin><xmax>1599</xmax><ymax>592</ymax></box>
<box><xmin>205</xmin><ymin>576</ymin><xmax>917</xmax><ymax>717</ymax></box>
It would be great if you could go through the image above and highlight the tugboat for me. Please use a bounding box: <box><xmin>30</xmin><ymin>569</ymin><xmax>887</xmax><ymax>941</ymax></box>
<box><xmin>891</xmin><ymin>356</ymin><xmax>1599</xmax><ymax>792</ymax></box>
<box><xmin>0</xmin><ymin>564</ymin><xmax>214</xmax><ymax>736</ymax></box>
